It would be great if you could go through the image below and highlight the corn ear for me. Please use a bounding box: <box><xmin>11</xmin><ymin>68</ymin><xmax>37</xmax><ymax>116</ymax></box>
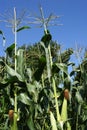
<box><xmin>50</xmin><ymin>111</ymin><xmax>57</xmax><ymax>130</ymax></box>
<box><xmin>61</xmin><ymin>97</ymin><xmax>67</xmax><ymax>122</ymax></box>
<box><xmin>52</xmin><ymin>77</ymin><xmax>61</xmax><ymax>121</ymax></box>
<box><xmin>67</xmin><ymin>121</ymin><xmax>71</xmax><ymax>130</ymax></box>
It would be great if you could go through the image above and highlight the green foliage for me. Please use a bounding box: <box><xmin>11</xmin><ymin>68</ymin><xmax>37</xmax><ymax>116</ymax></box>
<box><xmin>1</xmin><ymin>38</ymin><xmax>87</xmax><ymax>129</ymax></box>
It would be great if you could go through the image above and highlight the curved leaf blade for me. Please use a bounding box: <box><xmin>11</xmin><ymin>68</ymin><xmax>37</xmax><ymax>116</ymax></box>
<box><xmin>18</xmin><ymin>93</ymin><xmax>32</xmax><ymax>105</ymax></box>
<box><xmin>0</xmin><ymin>30</ymin><xmax>6</xmax><ymax>46</ymax></box>
<box><xmin>5</xmin><ymin>64</ymin><xmax>23</xmax><ymax>81</ymax></box>
<box><xmin>55</xmin><ymin>63</ymin><xmax>71</xmax><ymax>79</ymax></box>
<box><xmin>17</xmin><ymin>26</ymin><xmax>30</xmax><ymax>32</ymax></box>
<box><xmin>5</xmin><ymin>43</ymin><xmax>15</xmax><ymax>57</ymax></box>
<box><xmin>0</xmin><ymin>30</ymin><xmax>3</xmax><ymax>35</ymax></box>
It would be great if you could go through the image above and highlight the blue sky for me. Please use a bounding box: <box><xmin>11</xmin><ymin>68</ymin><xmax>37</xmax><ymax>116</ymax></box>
<box><xmin>0</xmin><ymin>0</ymin><xmax>87</xmax><ymax>56</ymax></box>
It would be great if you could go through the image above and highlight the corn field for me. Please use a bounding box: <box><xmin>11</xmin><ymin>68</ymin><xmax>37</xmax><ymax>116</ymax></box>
<box><xmin>0</xmin><ymin>8</ymin><xmax>87</xmax><ymax>130</ymax></box>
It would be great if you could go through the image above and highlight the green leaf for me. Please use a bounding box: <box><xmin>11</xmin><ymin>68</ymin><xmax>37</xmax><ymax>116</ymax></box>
<box><xmin>17</xmin><ymin>49</ymin><xmax>25</xmax><ymax>79</ymax></box>
<box><xmin>0</xmin><ymin>30</ymin><xmax>6</xmax><ymax>46</ymax></box>
<box><xmin>55</xmin><ymin>63</ymin><xmax>71</xmax><ymax>79</ymax></box>
<box><xmin>17</xmin><ymin>26</ymin><xmax>30</xmax><ymax>32</ymax></box>
<box><xmin>33</xmin><ymin>56</ymin><xmax>46</xmax><ymax>81</ymax></box>
<box><xmin>56</xmin><ymin>63</ymin><xmax>67</xmax><ymax>74</ymax></box>
<box><xmin>27</xmin><ymin>83</ymin><xmax>36</xmax><ymax>94</ymax></box>
<box><xmin>41</xmin><ymin>33</ymin><xmax>52</xmax><ymax>47</ymax></box>
<box><xmin>5</xmin><ymin>64</ymin><xmax>23</xmax><ymax>81</ymax></box>
<box><xmin>5</xmin><ymin>43</ymin><xmax>15</xmax><ymax>57</ymax></box>
<box><xmin>75</xmin><ymin>91</ymin><xmax>83</xmax><ymax>104</ymax></box>
<box><xmin>0</xmin><ymin>30</ymin><xmax>3</xmax><ymax>35</ymax></box>
<box><xmin>50</xmin><ymin>111</ymin><xmax>57</xmax><ymax>130</ymax></box>
<box><xmin>27</xmin><ymin>114</ymin><xmax>35</xmax><ymax>130</ymax></box>
<box><xmin>26</xmin><ymin>81</ymin><xmax>41</xmax><ymax>102</ymax></box>
<box><xmin>18</xmin><ymin>93</ymin><xmax>32</xmax><ymax>105</ymax></box>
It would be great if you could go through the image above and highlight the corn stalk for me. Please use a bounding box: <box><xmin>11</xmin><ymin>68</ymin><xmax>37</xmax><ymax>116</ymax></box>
<box><xmin>10</xmin><ymin>8</ymin><xmax>18</xmax><ymax>130</ymax></box>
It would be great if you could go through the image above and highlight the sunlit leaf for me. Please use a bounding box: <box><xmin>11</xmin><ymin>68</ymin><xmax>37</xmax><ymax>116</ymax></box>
<box><xmin>75</xmin><ymin>91</ymin><xmax>83</xmax><ymax>104</ymax></box>
<box><xmin>17</xmin><ymin>49</ymin><xmax>25</xmax><ymax>79</ymax></box>
<box><xmin>27</xmin><ymin>81</ymin><xmax>41</xmax><ymax>102</ymax></box>
<box><xmin>55</xmin><ymin>63</ymin><xmax>71</xmax><ymax>79</ymax></box>
<box><xmin>18</xmin><ymin>93</ymin><xmax>32</xmax><ymax>105</ymax></box>
<box><xmin>5</xmin><ymin>64</ymin><xmax>23</xmax><ymax>81</ymax></box>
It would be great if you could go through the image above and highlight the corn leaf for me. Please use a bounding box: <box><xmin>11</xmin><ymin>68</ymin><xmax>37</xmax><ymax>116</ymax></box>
<box><xmin>0</xmin><ymin>30</ymin><xmax>3</xmax><ymax>35</ymax></box>
<box><xmin>17</xmin><ymin>49</ymin><xmax>25</xmax><ymax>79</ymax></box>
<box><xmin>0</xmin><ymin>59</ymin><xmax>23</xmax><ymax>81</ymax></box>
<box><xmin>27</xmin><ymin>114</ymin><xmax>35</xmax><ymax>130</ymax></box>
<box><xmin>5</xmin><ymin>64</ymin><xmax>23</xmax><ymax>81</ymax></box>
<box><xmin>17</xmin><ymin>26</ymin><xmax>30</xmax><ymax>32</ymax></box>
<box><xmin>0</xmin><ymin>30</ymin><xmax>6</xmax><ymax>46</ymax></box>
<box><xmin>18</xmin><ymin>93</ymin><xmax>32</xmax><ymax>106</ymax></box>
<box><xmin>76</xmin><ymin>91</ymin><xmax>83</xmax><ymax>104</ymax></box>
<box><xmin>55</xmin><ymin>63</ymin><xmax>70</xmax><ymax>79</ymax></box>
<box><xmin>5</xmin><ymin>43</ymin><xmax>15</xmax><ymax>57</ymax></box>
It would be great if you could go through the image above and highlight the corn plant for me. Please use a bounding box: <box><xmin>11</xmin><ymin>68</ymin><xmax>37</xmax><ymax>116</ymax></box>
<box><xmin>0</xmin><ymin>7</ymin><xmax>30</xmax><ymax>130</ymax></box>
